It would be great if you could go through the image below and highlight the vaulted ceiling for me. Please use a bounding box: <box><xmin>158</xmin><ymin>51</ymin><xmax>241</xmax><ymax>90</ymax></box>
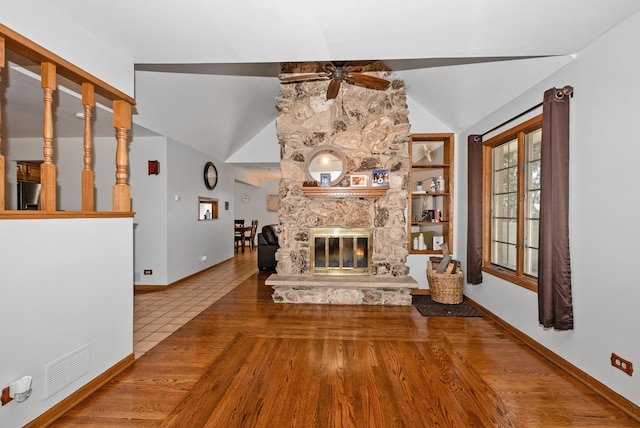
<box><xmin>4</xmin><ymin>1</ymin><xmax>640</xmax><ymax>177</ymax></box>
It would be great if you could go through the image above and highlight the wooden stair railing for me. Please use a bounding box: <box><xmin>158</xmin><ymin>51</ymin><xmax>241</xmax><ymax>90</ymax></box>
<box><xmin>0</xmin><ymin>24</ymin><xmax>136</xmax><ymax>215</ymax></box>
<box><xmin>112</xmin><ymin>100</ymin><xmax>131</xmax><ymax>212</ymax></box>
<box><xmin>40</xmin><ymin>61</ymin><xmax>57</xmax><ymax>211</ymax></box>
<box><xmin>82</xmin><ymin>83</ymin><xmax>95</xmax><ymax>212</ymax></box>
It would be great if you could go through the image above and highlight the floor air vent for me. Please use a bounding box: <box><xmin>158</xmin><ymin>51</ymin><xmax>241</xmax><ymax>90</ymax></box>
<box><xmin>45</xmin><ymin>344</ymin><xmax>90</xmax><ymax>398</ymax></box>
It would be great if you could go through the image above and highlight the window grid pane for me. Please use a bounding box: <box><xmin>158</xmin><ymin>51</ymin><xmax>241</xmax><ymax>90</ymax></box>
<box><xmin>524</xmin><ymin>129</ymin><xmax>541</xmax><ymax>278</ymax></box>
<box><xmin>491</xmin><ymin>140</ymin><xmax>518</xmax><ymax>271</ymax></box>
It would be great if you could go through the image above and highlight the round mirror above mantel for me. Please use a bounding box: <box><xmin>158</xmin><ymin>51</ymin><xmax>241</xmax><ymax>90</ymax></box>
<box><xmin>301</xmin><ymin>145</ymin><xmax>388</xmax><ymax>198</ymax></box>
<box><xmin>304</xmin><ymin>145</ymin><xmax>347</xmax><ymax>187</ymax></box>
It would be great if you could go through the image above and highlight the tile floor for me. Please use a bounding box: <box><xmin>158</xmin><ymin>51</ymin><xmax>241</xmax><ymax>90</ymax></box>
<box><xmin>133</xmin><ymin>250</ymin><xmax>258</xmax><ymax>358</ymax></box>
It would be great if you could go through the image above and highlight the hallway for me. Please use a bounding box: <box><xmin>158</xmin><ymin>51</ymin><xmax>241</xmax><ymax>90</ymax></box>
<box><xmin>134</xmin><ymin>250</ymin><xmax>258</xmax><ymax>358</ymax></box>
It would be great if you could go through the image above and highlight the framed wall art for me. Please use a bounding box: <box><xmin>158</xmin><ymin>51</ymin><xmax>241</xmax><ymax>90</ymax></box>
<box><xmin>267</xmin><ymin>194</ymin><xmax>280</xmax><ymax>212</ymax></box>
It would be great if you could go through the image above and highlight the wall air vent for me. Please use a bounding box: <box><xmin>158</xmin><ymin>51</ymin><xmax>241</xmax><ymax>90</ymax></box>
<box><xmin>45</xmin><ymin>344</ymin><xmax>90</xmax><ymax>398</ymax></box>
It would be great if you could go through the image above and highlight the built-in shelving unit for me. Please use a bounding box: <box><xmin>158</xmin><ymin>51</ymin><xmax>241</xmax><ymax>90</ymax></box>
<box><xmin>408</xmin><ymin>133</ymin><xmax>454</xmax><ymax>254</ymax></box>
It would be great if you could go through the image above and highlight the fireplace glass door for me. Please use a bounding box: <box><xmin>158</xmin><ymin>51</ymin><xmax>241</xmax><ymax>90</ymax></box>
<box><xmin>310</xmin><ymin>227</ymin><xmax>372</xmax><ymax>275</ymax></box>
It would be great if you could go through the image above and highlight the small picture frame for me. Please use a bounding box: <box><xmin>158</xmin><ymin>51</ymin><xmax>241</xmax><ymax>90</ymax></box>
<box><xmin>266</xmin><ymin>195</ymin><xmax>280</xmax><ymax>212</ymax></box>
<box><xmin>433</xmin><ymin>235</ymin><xmax>444</xmax><ymax>251</ymax></box>
<box><xmin>320</xmin><ymin>173</ymin><xmax>331</xmax><ymax>187</ymax></box>
<box><xmin>372</xmin><ymin>169</ymin><xmax>390</xmax><ymax>187</ymax></box>
<box><xmin>350</xmin><ymin>174</ymin><xmax>368</xmax><ymax>187</ymax></box>
<box><xmin>422</xmin><ymin>209</ymin><xmax>435</xmax><ymax>222</ymax></box>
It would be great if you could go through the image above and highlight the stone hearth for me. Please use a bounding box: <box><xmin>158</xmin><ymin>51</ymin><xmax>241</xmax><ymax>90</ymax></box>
<box><xmin>266</xmin><ymin>275</ymin><xmax>415</xmax><ymax>306</ymax></box>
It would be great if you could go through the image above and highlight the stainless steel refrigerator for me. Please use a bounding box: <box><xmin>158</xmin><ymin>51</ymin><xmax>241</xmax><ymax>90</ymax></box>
<box><xmin>17</xmin><ymin>181</ymin><xmax>41</xmax><ymax>210</ymax></box>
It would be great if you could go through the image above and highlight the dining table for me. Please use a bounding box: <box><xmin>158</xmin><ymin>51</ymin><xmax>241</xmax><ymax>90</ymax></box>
<box><xmin>234</xmin><ymin>225</ymin><xmax>252</xmax><ymax>253</ymax></box>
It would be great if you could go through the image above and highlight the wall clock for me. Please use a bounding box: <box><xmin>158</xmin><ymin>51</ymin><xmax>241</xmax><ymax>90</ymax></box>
<box><xmin>203</xmin><ymin>161</ymin><xmax>218</xmax><ymax>190</ymax></box>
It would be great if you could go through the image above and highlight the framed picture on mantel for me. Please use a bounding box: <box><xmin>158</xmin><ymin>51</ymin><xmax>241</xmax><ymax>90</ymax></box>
<box><xmin>320</xmin><ymin>173</ymin><xmax>331</xmax><ymax>186</ymax></box>
<box><xmin>350</xmin><ymin>174</ymin><xmax>368</xmax><ymax>187</ymax></box>
<box><xmin>372</xmin><ymin>169</ymin><xmax>389</xmax><ymax>187</ymax></box>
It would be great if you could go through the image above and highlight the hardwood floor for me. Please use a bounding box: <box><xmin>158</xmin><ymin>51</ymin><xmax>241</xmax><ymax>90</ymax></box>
<box><xmin>51</xmin><ymin>254</ymin><xmax>637</xmax><ymax>427</ymax></box>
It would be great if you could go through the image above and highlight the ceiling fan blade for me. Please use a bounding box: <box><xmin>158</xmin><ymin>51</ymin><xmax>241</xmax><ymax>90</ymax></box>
<box><xmin>344</xmin><ymin>73</ymin><xmax>391</xmax><ymax>90</ymax></box>
<box><xmin>343</xmin><ymin>60</ymin><xmax>375</xmax><ymax>73</ymax></box>
<box><xmin>326</xmin><ymin>79</ymin><xmax>341</xmax><ymax>99</ymax></box>
<box><xmin>279</xmin><ymin>72</ymin><xmax>329</xmax><ymax>83</ymax></box>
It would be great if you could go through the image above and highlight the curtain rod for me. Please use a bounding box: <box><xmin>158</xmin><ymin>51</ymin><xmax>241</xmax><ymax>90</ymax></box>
<box><xmin>473</xmin><ymin>85</ymin><xmax>573</xmax><ymax>142</ymax></box>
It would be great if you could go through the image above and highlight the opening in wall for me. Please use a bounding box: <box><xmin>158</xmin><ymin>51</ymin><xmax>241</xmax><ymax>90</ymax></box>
<box><xmin>198</xmin><ymin>197</ymin><xmax>218</xmax><ymax>220</ymax></box>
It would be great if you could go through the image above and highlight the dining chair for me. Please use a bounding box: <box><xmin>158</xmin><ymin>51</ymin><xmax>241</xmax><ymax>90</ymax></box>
<box><xmin>244</xmin><ymin>220</ymin><xmax>258</xmax><ymax>252</ymax></box>
<box><xmin>234</xmin><ymin>220</ymin><xmax>245</xmax><ymax>252</ymax></box>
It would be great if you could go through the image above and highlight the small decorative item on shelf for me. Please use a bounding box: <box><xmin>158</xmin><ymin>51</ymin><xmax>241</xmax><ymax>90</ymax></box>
<box><xmin>320</xmin><ymin>173</ymin><xmax>331</xmax><ymax>187</ymax></box>
<box><xmin>416</xmin><ymin>180</ymin><xmax>423</xmax><ymax>191</ymax></box>
<box><xmin>423</xmin><ymin>209</ymin><xmax>441</xmax><ymax>222</ymax></box>
<box><xmin>303</xmin><ymin>180</ymin><xmax>319</xmax><ymax>187</ymax></box>
<box><xmin>430</xmin><ymin>179</ymin><xmax>437</xmax><ymax>193</ymax></box>
<box><xmin>372</xmin><ymin>169</ymin><xmax>390</xmax><ymax>187</ymax></box>
<box><xmin>350</xmin><ymin>174</ymin><xmax>368</xmax><ymax>187</ymax></box>
<box><xmin>437</xmin><ymin>176</ymin><xmax>445</xmax><ymax>192</ymax></box>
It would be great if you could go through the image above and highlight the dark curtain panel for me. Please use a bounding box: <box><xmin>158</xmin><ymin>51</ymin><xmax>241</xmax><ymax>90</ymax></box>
<box><xmin>538</xmin><ymin>88</ymin><xmax>573</xmax><ymax>330</ymax></box>
<box><xmin>467</xmin><ymin>135</ymin><xmax>483</xmax><ymax>284</ymax></box>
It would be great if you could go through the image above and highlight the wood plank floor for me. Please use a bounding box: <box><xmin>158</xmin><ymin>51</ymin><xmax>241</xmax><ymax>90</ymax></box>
<box><xmin>51</xmin><ymin>255</ymin><xmax>637</xmax><ymax>427</ymax></box>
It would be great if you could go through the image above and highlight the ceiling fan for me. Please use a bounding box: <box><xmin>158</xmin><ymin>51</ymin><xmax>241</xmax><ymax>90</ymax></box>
<box><xmin>279</xmin><ymin>61</ymin><xmax>391</xmax><ymax>100</ymax></box>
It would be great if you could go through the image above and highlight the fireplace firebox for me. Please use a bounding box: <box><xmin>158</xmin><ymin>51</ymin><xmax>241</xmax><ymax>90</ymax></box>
<box><xmin>310</xmin><ymin>227</ymin><xmax>372</xmax><ymax>275</ymax></box>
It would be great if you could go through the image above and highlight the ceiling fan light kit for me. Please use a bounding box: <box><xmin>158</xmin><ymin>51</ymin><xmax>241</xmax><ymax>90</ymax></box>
<box><xmin>280</xmin><ymin>61</ymin><xmax>391</xmax><ymax>100</ymax></box>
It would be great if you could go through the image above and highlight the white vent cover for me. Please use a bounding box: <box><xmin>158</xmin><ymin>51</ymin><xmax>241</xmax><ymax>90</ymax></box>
<box><xmin>45</xmin><ymin>343</ymin><xmax>90</xmax><ymax>398</ymax></box>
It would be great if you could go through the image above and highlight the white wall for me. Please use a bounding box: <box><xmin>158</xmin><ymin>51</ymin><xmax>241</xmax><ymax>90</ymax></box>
<box><xmin>458</xmin><ymin>11</ymin><xmax>640</xmax><ymax>406</ymax></box>
<box><xmin>0</xmin><ymin>218</ymin><xmax>133</xmax><ymax>428</ymax></box>
<box><xmin>130</xmin><ymin>137</ymin><xmax>169</xmax><ymax>285</ymax></box>
<box><xmin>166</xmin><ymin>139</ymin><xmax>236</xmax><ymax>284</ymax></box>
<box><xmin>2</xmin><ymin>2</ymin><xmax>135</xmax><ymax>96</ymax></box>
<box><xmin>226</xmin><ymin>119</ymin><xmax>280</xmax><ymax>164</ymax></box>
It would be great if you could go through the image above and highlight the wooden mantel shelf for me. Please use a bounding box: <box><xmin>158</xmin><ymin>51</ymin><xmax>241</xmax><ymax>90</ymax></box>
<box><xmin>301</xmin><ymin>186</ymin><xmax>388</xmax><ymax>198</ymax></box>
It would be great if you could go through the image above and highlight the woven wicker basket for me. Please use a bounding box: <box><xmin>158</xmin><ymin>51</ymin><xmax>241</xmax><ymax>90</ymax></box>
<box><xmin>427</xmin><ymin>268</ymin><xmax>464</xmax><ymax>304</ymax></box>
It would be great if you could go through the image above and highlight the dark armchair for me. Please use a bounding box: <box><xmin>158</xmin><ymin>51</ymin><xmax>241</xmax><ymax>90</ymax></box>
<box><xmin>257</xmin><ymin>224</ymin><xmax>279</xmax><ymax>271</ymax></box>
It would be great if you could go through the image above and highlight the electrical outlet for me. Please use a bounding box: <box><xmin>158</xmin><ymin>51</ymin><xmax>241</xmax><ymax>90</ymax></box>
<box><xmin>143</xmin><ymin>269</ymin><xmax>152</xmax><ymax>275</ymax></box>
<box><xmin>610</xmin><ymin>353</ymin><xmax>633</xmax><ymax>376</ymax></box>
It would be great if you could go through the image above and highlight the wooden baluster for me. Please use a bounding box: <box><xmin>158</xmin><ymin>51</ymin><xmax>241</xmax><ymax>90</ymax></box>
<box><xmin>112</xmin><ymin>99</ymin><xmax>131</xmax><ymax>212</ymax></box>
<box><xmin>0</xmin><ymin>37</ymin><xmax>5</xmax><ymax>210</ymax></box>
<box><xmin>81</xmin><ymin>83</ymin><xmax>95</xmax><ymax>211</ymax></box>
<box><xmin>40</xmin><ymin>61</ymin><xmax>57</xmax><ymax>211</ymax></box>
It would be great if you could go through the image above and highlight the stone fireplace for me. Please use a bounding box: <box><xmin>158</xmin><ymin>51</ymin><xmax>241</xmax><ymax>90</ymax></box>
<box><xmin>266</xmin><ymin>61</ymin><xmax>418</xmax><ymax>305</ymax></box>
